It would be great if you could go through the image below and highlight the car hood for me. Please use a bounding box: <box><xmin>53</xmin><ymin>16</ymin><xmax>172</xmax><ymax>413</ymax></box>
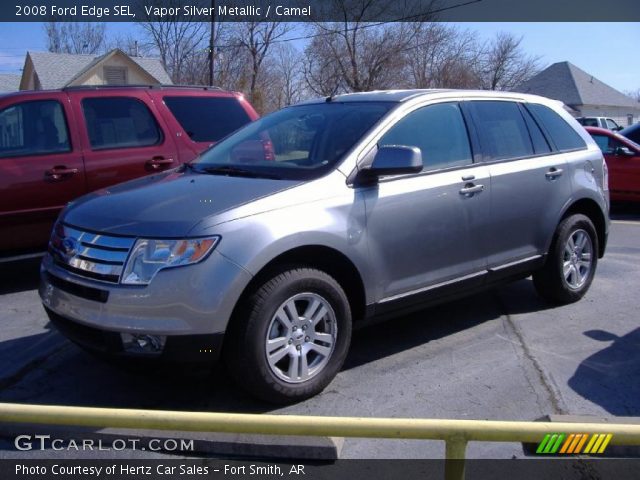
<box><xmin>62</xmin><ymin>170</ymin><xmax>303</xmax><ymax>237</ymax></box>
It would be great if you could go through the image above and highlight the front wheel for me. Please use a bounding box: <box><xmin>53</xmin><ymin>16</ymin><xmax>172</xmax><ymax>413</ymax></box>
<box><xmin>533</xmin><ymin>214</ymin><xmax>598</xmax><ymax>304</ymax></box>
<box><xmin>224</xmin><ymin>268</ymin><xmax>352</xmax><ymax>404</ymax></box>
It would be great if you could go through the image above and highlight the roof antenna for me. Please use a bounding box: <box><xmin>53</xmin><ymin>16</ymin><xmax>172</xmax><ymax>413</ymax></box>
<box><xmin>325</xmin><ymin>95</ymin><xmax>333</xmax><ymax>102</ymax></box>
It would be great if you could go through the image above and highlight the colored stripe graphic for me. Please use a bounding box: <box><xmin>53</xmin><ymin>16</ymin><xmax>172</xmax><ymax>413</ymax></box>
<box><xmin>574</xmin><ymin>434</ymin><xmax>589</xmax><ymax>453</ymax></box>
<box><xmin>584</xmin><ymin>434</ymin><xmax>599</xmax><ymax>453</ymax></box>
<box><xmin>537</xmin><ymin>433</ymin><xmax>613</xmax><ymax>455</ymax></box>
<box><xmin>536</xmin><ymin>434</ymin><xmax>552</xmax><ymax>454</ymax></box>
<box><xmin>598</xmin><ymin>434</ymin><xmax>613</xmax><ymax>454</ymax></box>
<box><xmin>559</xmin><ymin>434</ymin><xmax>575</xmax><ymax>454</ymax></box>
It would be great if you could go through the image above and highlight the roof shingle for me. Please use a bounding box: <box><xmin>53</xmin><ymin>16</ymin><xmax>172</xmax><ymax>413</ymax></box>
<box><xmin>0</xmin><ymin>73</ymin><xmax>21</xmax><ymax>93</ymax></box>
<box><xmin>25</xmin><ymin>49</ymin><xmax>172</xmax><ymax>89</ymax></box>
<box><xmin>515</xmin><ymin>61</ymin><xmax>638</xmax><ymax>109</ymax></box>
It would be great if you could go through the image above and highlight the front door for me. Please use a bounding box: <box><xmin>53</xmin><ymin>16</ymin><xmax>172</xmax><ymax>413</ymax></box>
<box><xmin>360</xmin><ymin>102</ymin><xmax>490</xmax><ymax>303</ymax></box>
<box><xmin>0</xmin><ymin>95</ymin><xmax>85</xmax><ymax>253</ymax></box>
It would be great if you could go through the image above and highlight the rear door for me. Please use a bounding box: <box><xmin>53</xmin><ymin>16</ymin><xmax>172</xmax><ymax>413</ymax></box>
<box><xmin>360</xmin><ymin>101</ymin><xmax>491</xmax><ymax>304</ymax></box>
<box><xmin>0</xmin><ymin>93</ymin><xmax>85</xmax><ymax>253</ymax></box>
<box><xmin>69</xmin><ymin>90</ymin><xmax>178</xmax><ymax>193</ymax></box>
<box><xmin>467</xmin><ymin>100</ymin><xmax>575</xmax><ymax>269</ymax></box>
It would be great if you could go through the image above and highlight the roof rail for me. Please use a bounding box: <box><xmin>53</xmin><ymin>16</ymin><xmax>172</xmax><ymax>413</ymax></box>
<box><xmin>62</xmin><ymin>84</ymin><xmax>224</xmax><ymax>91</ymax></box>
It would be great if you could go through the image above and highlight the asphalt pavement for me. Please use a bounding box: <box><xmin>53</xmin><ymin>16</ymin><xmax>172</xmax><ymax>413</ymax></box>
<box><xmin>0</xmin><ymin>206</ymin><xmax>638</xmax><ymax>460</ymax></box>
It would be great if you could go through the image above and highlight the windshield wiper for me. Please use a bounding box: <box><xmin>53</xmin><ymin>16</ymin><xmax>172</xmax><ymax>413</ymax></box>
<box><xmin>199</xmin><ymin>165</ymin><xmax>282</xmax><ymax>180</ymax></box>
<box><xmin>182</xmin><ymin>162</ymin><xmax>202</xmax><ymax>173</ymax></box>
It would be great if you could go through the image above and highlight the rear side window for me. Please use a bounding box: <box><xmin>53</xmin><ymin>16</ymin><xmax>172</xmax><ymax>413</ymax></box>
<box><xmin>164</xmin><ymin>96</ymin><xmax>251</xmax><ymax>143</ymax></box>
<box><xmin>0</xmin><ymin>100</ymin><xmax>70</xmax><ymax>158</ymax></box>
<box><xmin>468</xmin><ymin>101</ymin><xmax>533</xmax><ymax>161</ymax></box>
<box><xmin>82</xmin><ymin>97</ymin><xmax>161</xmax><ymax>150</ymax></box>
<box><xmin>379</xmin><ymin>102</ymin><xmax>472</xmax><ymax>170</ymax></box>
<box><xmin>526</xmin><ymin>104</ymin><xmax>586</xmax><ymax>152</ymax></box>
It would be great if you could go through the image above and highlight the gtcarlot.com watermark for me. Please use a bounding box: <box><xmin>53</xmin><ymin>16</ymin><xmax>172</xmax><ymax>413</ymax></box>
<box><xmin>14</xmin><ymin>434</ymin><xmax>194</xmax><ymax>452</ymax></box>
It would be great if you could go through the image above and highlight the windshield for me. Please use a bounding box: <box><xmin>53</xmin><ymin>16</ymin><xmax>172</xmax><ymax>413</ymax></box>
<box><xmin>192</xmin><ymin>102</ymin><xmax>393</xmax><ymax>180</ymax></box>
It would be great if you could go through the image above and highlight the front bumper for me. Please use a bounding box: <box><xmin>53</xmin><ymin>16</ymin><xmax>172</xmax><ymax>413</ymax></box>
<box><xmin>39</xmin><ymin>250</ymin><xmax>252</xmax><ymax>361</ymax></box>
<box><xmin>45</xmin><ymin>306</ymin><xmax>224</xmax><ymax>363</ymax></box>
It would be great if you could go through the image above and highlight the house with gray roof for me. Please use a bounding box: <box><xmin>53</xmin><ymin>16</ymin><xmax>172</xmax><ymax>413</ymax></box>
<box><xmin>514</xmin><ymin>61</ymin><xmax>640</xmax><ymax>127</ymax></box>
<box><xmin>19</xmin><ymin>49</ymin><xmax>172</xmax><ymax>91</ymax></box>
<box><xmin>0</xmin><ymin>74</ymin><xmax>21</xmax><ymax>93</ymax></box>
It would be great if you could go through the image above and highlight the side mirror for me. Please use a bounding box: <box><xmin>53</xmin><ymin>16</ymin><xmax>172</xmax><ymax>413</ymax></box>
<box><xmin>358</xmin><ymin>145</ymin><xmax>423</xmax><ymax>182</ymax></box>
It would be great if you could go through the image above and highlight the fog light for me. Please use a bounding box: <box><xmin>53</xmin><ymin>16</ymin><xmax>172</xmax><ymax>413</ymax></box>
<box><xmin>121</xmin><ymin>333</ymin><xmax>166</xmax><ymax>354</ymax></box>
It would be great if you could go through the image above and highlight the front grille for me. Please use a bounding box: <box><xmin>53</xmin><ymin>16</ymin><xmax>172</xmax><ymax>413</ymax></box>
<box><xmin>48</xmin><ymin>223</ymin><xmax>135</xmax><ymax>284</ymax></box>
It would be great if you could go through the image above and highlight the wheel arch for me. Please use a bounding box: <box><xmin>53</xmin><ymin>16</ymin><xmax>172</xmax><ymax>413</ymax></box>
<box><xmin>559</xmin><ymin>198</ymin><xmax>608</xmax><ymax>258</ymax></box>
<box><xmin>230</xmin><ymin>245</ymin><xmax>368</xmax><ymax>327</ymax></box>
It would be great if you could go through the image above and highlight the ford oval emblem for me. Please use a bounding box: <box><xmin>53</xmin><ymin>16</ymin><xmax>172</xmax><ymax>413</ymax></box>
<box><xmin>61</xmin><ymin>237</ymin><xmax>78</xmax><ymax>257</ymax></box>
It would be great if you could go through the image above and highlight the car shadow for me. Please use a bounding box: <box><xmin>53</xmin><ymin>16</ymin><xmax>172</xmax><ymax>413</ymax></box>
<box><xmin>568</xmin><ymin>328</ymin><xmax>640</xmax><ymax>416</ymax></box>
<box><xmin>0</xmin><ymin>257</ymin><xmax>42</xmax><ymax>295</ymax></box>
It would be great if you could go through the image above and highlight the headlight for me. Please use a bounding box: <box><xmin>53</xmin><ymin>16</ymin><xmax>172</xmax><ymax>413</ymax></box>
<box><xmin>121</xmin><ymin>236</ymin><xmax>219</xmax><ymax>285</ymax></box>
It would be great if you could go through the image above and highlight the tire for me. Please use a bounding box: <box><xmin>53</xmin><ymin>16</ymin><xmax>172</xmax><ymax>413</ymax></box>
<box><xmin>224</xmin><ymin>268</ymin><xmax>352</xmax><ymax>404</ymax></box>
<box><xmin>533</xmin><ymin>214</ymin><xmax>598</xmax><ymax>305</ymax></box>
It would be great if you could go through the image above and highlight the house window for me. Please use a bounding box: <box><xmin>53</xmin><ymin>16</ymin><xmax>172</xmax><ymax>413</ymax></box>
<box><xmin>104</xmin><ymin>66</ymin><xmax>127</xmax><ymax>85</ymax></box>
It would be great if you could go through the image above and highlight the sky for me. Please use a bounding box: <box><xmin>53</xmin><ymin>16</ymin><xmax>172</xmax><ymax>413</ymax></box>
<box><xmin>0</xmin><ymin>22</ymin><xmax>638</xmax><ymax>93</ymax></box>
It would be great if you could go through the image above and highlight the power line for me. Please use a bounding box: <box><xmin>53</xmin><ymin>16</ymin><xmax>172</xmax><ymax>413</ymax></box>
<box><xmin>198</xmin><ymin>0</ymin><xmax>484</xmax><ymax>51</ymax></box>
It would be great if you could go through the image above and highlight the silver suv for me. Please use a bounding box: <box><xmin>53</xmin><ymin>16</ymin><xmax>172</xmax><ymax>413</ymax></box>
<box><xmin>40</xmin><ymin>90</ymin><xmax>609</xmax><ymax>403</ymax></box>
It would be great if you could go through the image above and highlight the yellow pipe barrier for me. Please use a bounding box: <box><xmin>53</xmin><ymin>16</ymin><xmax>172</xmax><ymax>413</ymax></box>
<box><xmin>1</xmin><ymin>403</ymin><xmax>639</xmax><ymax>480</ymax></box>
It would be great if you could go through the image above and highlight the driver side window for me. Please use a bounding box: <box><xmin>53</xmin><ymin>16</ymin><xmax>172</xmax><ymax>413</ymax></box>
<box><xmin>379</xmin><ymin>102</ymin><xmax>473</xmax><ymax>171</ymax></box>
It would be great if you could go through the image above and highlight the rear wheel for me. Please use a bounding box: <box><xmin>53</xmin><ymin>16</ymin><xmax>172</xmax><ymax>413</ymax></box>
<box><xmin>533</xmin><ymin>214</ymin><xmax>598</xmax><ymax>304</ymax></box>
<box><xmin>224</xmin><ymin>268</ymin><xmax>352</xmax><ymax>404</ymax></box>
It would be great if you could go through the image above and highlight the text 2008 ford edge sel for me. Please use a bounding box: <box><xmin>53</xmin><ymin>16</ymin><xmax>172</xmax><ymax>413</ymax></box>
<box><xmin>40</xmin><ymin>90</ymin><xmax>609</xmax><ymax>403</ymax></box>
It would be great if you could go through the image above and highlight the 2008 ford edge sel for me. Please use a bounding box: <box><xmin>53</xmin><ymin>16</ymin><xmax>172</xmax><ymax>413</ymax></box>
<box><xmin>40</xmin><ymin>90</ymin><xmax>609</xmax><ymax>403</ymax></box>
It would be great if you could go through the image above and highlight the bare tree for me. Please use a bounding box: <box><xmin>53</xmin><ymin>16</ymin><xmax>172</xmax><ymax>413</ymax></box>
<box><xmin>303</xmin><ymin>0</ymin><xmax>435</xmax><ymax>94</ymax></box>
<box><xmin>405</xmin><ymin>24</ymin><xmax>481</xmax><ymax>89</ymax></box>
<box><xmin>230</xmin><ymin>21</ymin><xmax>293</xmax><ymax>111</ymax></box>
<box><xmin>476</xmin><ymin>32</ymin><xmax>542</xmax><ymax>91</ymax></box>
<box><xmin>45</xmin><ymin>22</ymin><xmax>106</xmax><ymax>54</ymax></box>
<box><xmin>138</xmin><ymin>0</ymin><xmax>209</xmax><ymax>83</ymax></box>
<box><xmin>106</xmin><ymin>33</ymin><xmax>151</xmax><ymax>57</ymax></box>
<box><xmin>272</xmin><ymin>43</ymin><xmax>305</xmax><ymax>107</ymax></box>
<box><xmin>625</xmin><ymin>88</ymin><xmax>640</xmax><ymax>103</ymax></box>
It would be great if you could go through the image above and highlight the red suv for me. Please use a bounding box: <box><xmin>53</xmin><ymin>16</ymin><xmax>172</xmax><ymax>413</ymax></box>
<box><xmin>0</xmin><ymin>86</ymin><xmax>258</xmax><ymax>259</ymax></box>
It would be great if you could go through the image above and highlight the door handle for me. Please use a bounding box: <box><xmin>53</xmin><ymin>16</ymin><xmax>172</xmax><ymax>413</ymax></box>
<box><xmin>461</xmin><ymin>175</ymin><xmax>476</xmax><ymax>181</ymax></box>
<box><xmin>45</xmin><ymin>166</ymin><xmax>79</xmax><ymax>181</ymax></box>
<box><xmin>145</xmin><ymin>157</ymin><xmax>174</xmax><ymax>170</ymax></box>
<box><xmin>459</xmin><ymin>184</ymin><xmax>484</xmax><ymax>196</ymax></box>
<box><xmin>545</xmin><ymin>167</ymin><xmax>564</xmax><ymax>179</ymax></box>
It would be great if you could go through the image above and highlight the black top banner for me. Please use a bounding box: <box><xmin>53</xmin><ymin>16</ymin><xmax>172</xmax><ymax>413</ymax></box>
<box><xmin>4</xmin><ymin>0</ymin><xmax>640</xmax><ymax>22</ymax></box>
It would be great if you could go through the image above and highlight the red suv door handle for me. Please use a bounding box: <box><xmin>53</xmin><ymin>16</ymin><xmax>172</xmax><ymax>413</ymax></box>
<box><xmin>45</xmin><ymin>166</ymin><xmax>79</xmax><ymax>181</ymax></box>
<box><xmin>145</xmin><ymin>157</ymin><xmax>175</xmax><ymax>170</ymax></box>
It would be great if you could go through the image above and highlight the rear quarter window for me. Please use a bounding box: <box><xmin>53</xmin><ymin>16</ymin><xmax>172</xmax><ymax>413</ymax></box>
<box><xmin>164</xmin><ymin>96</ymin><xmax>251</xmax><ymax>143</ymax></box>
<box><xmin>526</xmin><ymin>104</ymin><xmax>587</xmax><ymax>152</ymax></box>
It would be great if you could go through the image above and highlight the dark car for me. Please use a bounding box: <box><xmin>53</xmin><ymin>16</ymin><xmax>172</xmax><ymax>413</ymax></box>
<box><xmin>586</xmin><ymin>126</ymin><xmax>640</xmax><ymax>202</ymax></box>
<box><xmin>0</xmin><ymin>85</ymin><xmax>258</xmax><ymax>260</ymax></box>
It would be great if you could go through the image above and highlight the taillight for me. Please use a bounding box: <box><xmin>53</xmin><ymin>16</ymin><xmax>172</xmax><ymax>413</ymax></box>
<box><xmin>602</xmin><ymin>159</ymin><xmax>609</xmax><ymax>191</ymax></box>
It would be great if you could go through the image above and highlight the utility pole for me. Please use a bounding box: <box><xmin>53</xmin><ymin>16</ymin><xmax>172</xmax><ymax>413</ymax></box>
<box><xmin>208</xmin><ymin>0</ymin><xmax>216</xmax><ymax>86</ymax></box>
